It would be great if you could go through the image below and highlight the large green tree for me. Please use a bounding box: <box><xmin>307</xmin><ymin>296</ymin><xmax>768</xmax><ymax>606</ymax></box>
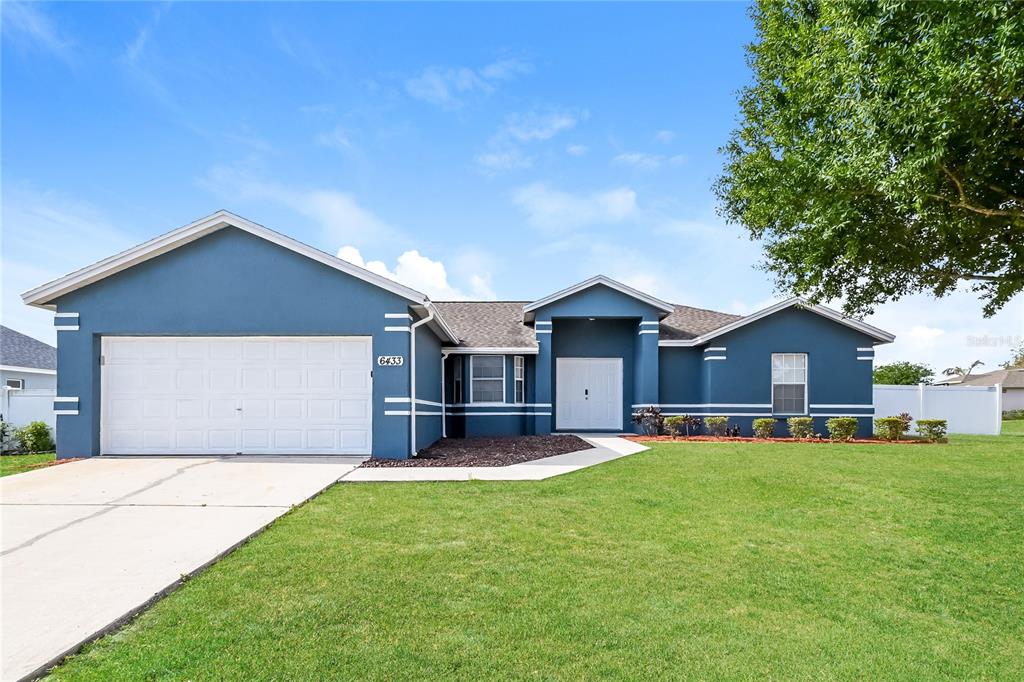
<box><xmin>716</xmin><ymin>1</ymin><xmax>1023</xmax><ymax>317</ymax></box>
<box><xmin>872</xmin><ymin>361</ymin><xmax>934</xmax><ymax>385</ymax></box>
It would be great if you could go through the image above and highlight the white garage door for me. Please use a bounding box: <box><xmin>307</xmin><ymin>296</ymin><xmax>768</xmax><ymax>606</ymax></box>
<box><xmin>101</xmin><ymin>336</ymin><xmax>372</xmax><ymax>455</ymax></box>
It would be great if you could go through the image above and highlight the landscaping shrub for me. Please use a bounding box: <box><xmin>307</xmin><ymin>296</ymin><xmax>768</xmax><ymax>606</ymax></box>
<box><xmin>826</xmin><ymin>417</ymin><xmax>859</xmax><ymax>442</ymax></box>
<box><xmin>665</xmin><ymin>415</ymin><xmax>701</xmax><ymax>437</ymax></box>
<box><xmin>1004</xmin><ymin>409</ymin><xmax>1024</xmax><ymax>420</ymax></box>
<box><xmin>875</xmin><ymin>416</ymin><xmax>909</xmax><ymax>441</ymax></box>
<box><xmin>916</xmin><ymin>419</ymin><xmax>948</xmax><ymax>442</ymax></box>
<box><xmin>631</xmin><ymin>406</ymin><xmax>665</xmax><ymax>436</ymax></box>
<box><xmin>704</xmin><ymin>416</ymin><xmax>729</xmax><ymax>437</ymax></box>
<box><xmin>752</xmin><ymin>418</ymin><xmax>775</xmax><ymax>438</ymax></box>
<box><xmin>15</xmin><ymin>421</ymin><xmax>54</xmax><ymax>453</ymax></box>
<box><xmin>787</xmin><ymin>417</ymin><xmax>814</xmax><ymax>439</ymax></box>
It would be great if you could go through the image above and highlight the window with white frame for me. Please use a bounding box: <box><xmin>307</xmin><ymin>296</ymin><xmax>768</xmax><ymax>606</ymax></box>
<box><xmin>771</xmin><ymin>353</ymin><xmax>807</xmax><ymax>414</ymax></box>
<box><xmin>471</xmin><ymin>355</ymin><xmax>505</xmax><ymax>403</ymax></box>
<box><xmin>514</xmin><ymin>356</ymin><xmax>525</xmax><ymax>404</ymax></box>
<box><xmin>5</xmin><ymin>378</ymin><xmax>24</xmax><ymax>390</ymax></box>
<box><xmin>453</xmin><ymin>359</ymin><xmax>463</xmax><ymax>404</ymax></box>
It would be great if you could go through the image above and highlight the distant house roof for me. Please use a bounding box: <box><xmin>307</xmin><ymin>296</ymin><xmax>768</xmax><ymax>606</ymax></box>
<box><xmin>939</xmin><ymin>368</ymin><xmax>1024</xmax><ymax>389</ymax></box>
<box><xmin>1</xmin><ymin>326</ymin><xmax>57</xmax><ymax>371</ymax></box>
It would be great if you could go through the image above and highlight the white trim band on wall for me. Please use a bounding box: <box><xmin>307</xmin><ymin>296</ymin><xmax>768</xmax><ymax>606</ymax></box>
<box><xmin>384</xmin><ymin>397</ymin><xmax>444</xmax><ymax>407</ymax></box>
<box><xmin>55</xmin><ymin>325</ymin><xmax>79</xmax><ymax>331</ymax></box>
<box><xmin>535</xmin><ymin>329</ymin><xmax>552</xmax><ymax>334</ymax></box>
<box><xmin>705</xmin><ymin>347</ymin><xmax>727</xmax><ymax>352</ymax></box>
<box><xmin>857</xmin><ymin>356</ymin><xmax>873</xmax><ymax>361</ymax></box>
<box><xmin>535</xmin><ymin>320</ymin><xmax>552</xmax><ymax>326</ymax></box>
<box><xmin>384</xmin><ymin>313</ymin><xmax>413</xmax><ymax>320</ymax></box>
<box><xmin>632</xmin><ymin>403</ymin><xmax>771</xmax><ymax>409</ymax></box>
<box><xmin>809</xmin><ymin>404</ymin><xmax>873</xmax><ymax>409</ymax></box>
<box><xmin>384</xmin><ymin>326</ymin><xmax>411</xmax><ymax>332</ymax></box>
<box><xmin>448</xmin><ymin>411</ymin><xmax>553</xmax><ymax>417</ymax></box>
<box><xmin>810</xmin><ymin>413</ymin><xmax>874</xmax><ymax>417</ymax></box>
<box><xmin>54</xmin><ymin>410</ymin><xmax>79</xmax><ymax>416</ymax></box>
<box><xmin>447</xmin><ymin>402</ymin><xmax>551</xmax><ymax>408</ymax></box>
<box><xmin>639</xmin><ymin>321</ymin><xmax>660</xmax><ymax>327</ymax></box>
<box><xmin>54</xmin><ymin>312</ymin><xmax>79</xmax><ymax>318</ymax></box>
<box><xmin>638</xmin><ymin>330</ymin><xmax>659</xmax><ymax>335</ymax></box>
<box><xmin>54</xmin><ymin>397</ymin><xmax>79</xmax><ymax>403</ymax></box>
<box><xmin>857</xmin><ymin>347</ymin><xmax>874</xmax><ymax>352</ymax></box>
<box><xmin>704</xmin><ymin>356</ymin><xmax>727</xmax><ymax>361</ymax></box>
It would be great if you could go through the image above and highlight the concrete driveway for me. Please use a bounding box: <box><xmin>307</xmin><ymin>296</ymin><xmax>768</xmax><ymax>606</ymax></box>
<box><xmin>1</xmin><ymin>455</ymin><xmax>363</xmax><ymax>682</ymax></box>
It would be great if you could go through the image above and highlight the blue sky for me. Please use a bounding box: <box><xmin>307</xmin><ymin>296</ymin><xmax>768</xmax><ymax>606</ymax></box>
<box><xmin>2</xmin><ymin>1</ymin><xmax>1021</xmax><ymax>372</ymax></box>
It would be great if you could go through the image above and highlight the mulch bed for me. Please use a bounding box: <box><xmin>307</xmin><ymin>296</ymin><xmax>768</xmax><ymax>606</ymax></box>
<box><xmin>361</xmin><ymin>435</ymin><xmax>593</xmax><ymax>467</ymax></box>
<box><xmin>626</xmin><ymin>435</ymin><xmax>939</xmax><ymax>445</ymax></box>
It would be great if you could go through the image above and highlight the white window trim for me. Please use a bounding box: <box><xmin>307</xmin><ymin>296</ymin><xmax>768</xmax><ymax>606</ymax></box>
<box><xmin>5</xmin><ymin>378</ymin><xmax>25</xmax><ymax>390</ymax></box>
<box><xmin>470</xmin><ymin>354</ymin><xmax>506</xmax><ymax>405</ymax></box>
<box><xmin>771</xmin><ymin>352</ymin><xmax>808</xmax><ymax>416</ymax></box>
<box><xmin>514</xmin><ymin>355</ymin><xmax>525</xmax><ymax>404</ymax></box>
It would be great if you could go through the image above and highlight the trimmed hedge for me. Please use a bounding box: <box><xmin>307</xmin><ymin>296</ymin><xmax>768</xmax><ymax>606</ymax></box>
<box><xmin>916</xmin><ymin>419</ymin><xmax>948</xmax><ymax>442</ymax></box>
<box><xmin>705</xmin><ymin>416</ymin><xmax>729</xmax><ymax>437</ymax></box>
<box><xmin>875</xmin><ymin>416</ymin><xmax>908</xmax><ymax>441</ymax></box>
<box><xmin>787</xmin><ymin>417</ymin><xmax>814</xmax><ymax>439</ymax></box>
<box><xmin>752</xmin><ymin>418</ymin><xmax>776</xmax><ymax>439</ymax></box>
<box><xmin>826</xmin><ymin>417</ymin><xmax>858</xmax><ymax>442</ymax></box>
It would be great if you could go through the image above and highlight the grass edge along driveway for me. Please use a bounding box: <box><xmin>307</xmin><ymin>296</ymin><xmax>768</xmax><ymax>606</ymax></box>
<box><xmin>49</xmin><ymin>434</ymin><xmax>1024</xmax><ymax>680</ymax></box>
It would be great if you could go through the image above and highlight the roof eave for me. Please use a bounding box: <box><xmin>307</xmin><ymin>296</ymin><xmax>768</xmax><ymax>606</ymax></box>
<box><xmin>522</xmin><ymin>275</ymin><xmax>675</xmax><ymax>320</ymax></box>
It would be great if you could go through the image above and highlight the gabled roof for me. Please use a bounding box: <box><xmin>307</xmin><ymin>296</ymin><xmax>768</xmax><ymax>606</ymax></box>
<box><xmin>938</xmin><ymin>368</ymin><xmax>1024</xmax><ymax>389</ymax></box>
<box><xmin>658</xmin><ymin>297</ymin><xmax>895</xmax><ymax>346</ymax></box>
<box><xmin>659</xmin><ymin>305</ymin><xmax>742</xmax><ymax>341</ymax></box>
<box><xmin>433</xmin><ymin>301</ymin><xmax>538</xmax><ymax>351</ymax></box>
<box><xmin>0</xmin><ymin>326</ymin><xmax>57</xmax><ymax>372</ymax></box>
<box><xmin>523</xmin><ymin>275</ymin><xmax>675</xmax><ymax>320</ymax></box>
<box><xmin>19</xmin><ymin>210</ymin><xmax>459</xmax><ymax>343</ymax></box>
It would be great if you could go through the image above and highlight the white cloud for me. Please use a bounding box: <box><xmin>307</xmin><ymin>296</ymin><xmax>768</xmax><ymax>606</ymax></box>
<box><xmin>202</xmin><ymin>163</ymin><xmax>396</xmax><ymax>247</ymax></box>
<box><xmin>503</xmin><ymin>109</ymin><xmax>580</xmax><ymax>142</ymax></box>
<box><xmin>654</xmin><ymin>130</ymin><xmax>676</xmax><ymax>144</ymax></box>
<box><xmin>315</xmin><ymin>124</ymin><xmax>352</xmax><ymax>152</ymax></box>
<box><xmin>613</xmin><ymin>152</ymin><xmax>687</xmax><ymax>170</ymax></box>
<box><xmin>405</xmin><ymin>58</ymin><xmax>532</xmax><ymax>109</ymax></box>
<box><xmin>2</xmin><ymin>2</ymin><xmax>73</xmax><ymax>62</ymax></box>
<box><xmin>512</xmin><ymin>183</ymin><xmax>637</xmax><ymax>231</ymax></box>
<box><xmin>566</xmin><ymin>144</ymin><xmax>588</xmax><ymax>156</ymax></box>
<box><xmin>475</xmin><ymin>149</ymin><xmax>532</xmax><ymax>172</ymax></box>
<box><xmin>336</xmin><ymin>246</ymin><xmax>496</xmax><ymax>301</ymax></box>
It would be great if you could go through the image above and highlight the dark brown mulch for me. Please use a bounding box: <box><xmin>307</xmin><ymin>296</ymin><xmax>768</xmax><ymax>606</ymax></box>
<box><xmin>362</xmin><ymin>435</ymin><xmax>592</xmax><ymax>467</ymax></box>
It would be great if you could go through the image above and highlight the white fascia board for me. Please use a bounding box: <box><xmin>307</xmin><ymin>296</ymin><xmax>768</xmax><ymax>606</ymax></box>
<box><xmin>658</xmin><ymin>297</ymin><xmax>895</xmax><ymax>347</ymax></box>
<box><xmin>523</xmin><ymin>274</ymin><xmax>675</xmax><ymax>316</ymax></box>
<box><xmin>442</xmin><ymin>346</ymin><xmax>539</xmax><ymax>355</ymax></box>
<box><xmin>0</xmin><ymin>365</ymin><xmax>57</xmax><ymax>375</ymax></box>
<box><xmin>21</xmin><ymin>210</ymin><xmax>432</xmax><ymax>309</ymax></box>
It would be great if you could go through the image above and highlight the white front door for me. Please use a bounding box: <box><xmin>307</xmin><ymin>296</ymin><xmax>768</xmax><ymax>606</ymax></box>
<box><xmin>100</xmin><ymin>336</ymin><xmax>373</xmax><ymax>455</ymax></box>
<box><xmin>555</xmin><ymin>357</ymin><xmax>623</xmax><ymax>430</ymax></box>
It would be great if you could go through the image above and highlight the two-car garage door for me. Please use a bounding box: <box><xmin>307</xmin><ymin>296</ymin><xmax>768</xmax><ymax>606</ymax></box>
<box><xmin>101</xmin><ymin>336</ymin><xmax>372</xmax><ymax>455</ymax></box>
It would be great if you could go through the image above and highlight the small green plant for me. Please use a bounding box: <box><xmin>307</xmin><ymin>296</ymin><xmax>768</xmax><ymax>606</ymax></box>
<box><xmin>1004</xmin><ymin>409</ymin><xmax>1024</xmax><ymax>421</ymax></box>
<box><xmin>631</xmin><ymin>406</ymin><xmax>665</xmax><ymax>436</ymax></box>
<box><xmin>752</xmin><ymin>418</ymin><xmax>776</xmax><ymax>439</ymax></box>
<box><xmin>14</xmin><ymin>421</ymin><xmax>54</xmax><ymax>453</ymax></box>
<box><xmin>665</xmin><ymin>414</ymin><xmax>701</xmax><ymax>437</ymax></box>
<box><xmin>826</xmin><ymin>417</ymin><xmax>859</xmax><ymax>442</ymax></box>
<box><xmin>874</xmin><ymin>416</ymin><xmax>909</xmax><ymax>441</ymax></box>
<box><xmin>704</xmin><ymin>416</ymin><xmax>729</xmax><ymax>437</ymax></box>
<box><xmin>915</xmin><ymin>419</ymin><xmax>948</xmax><ymax>442</ymax></box>
<box><xmin>787</xmin><ymin>417</ymin><xmax>814</xmax><ymax>439</ymax></box>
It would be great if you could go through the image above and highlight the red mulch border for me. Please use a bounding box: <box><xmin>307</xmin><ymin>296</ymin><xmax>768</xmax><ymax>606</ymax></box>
<box><xmin>626</xmin><ymin>435</ymin><xmax>941</xmax><ymax>445</ymax></box>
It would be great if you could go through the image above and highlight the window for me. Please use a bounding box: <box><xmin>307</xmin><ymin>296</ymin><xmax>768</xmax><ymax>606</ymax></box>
<box><xmin>471</xmin><ymin>355</ymin><xmax>505</xmax><ymax>403</ymax></box>
<box><xmin>514</xmin><ymin>356</ymin><xmax>525</xmax><ymax>404</ymax></box>
<box><xmin>771</xmin><ymin>353</ymin><xmax>807</xmax><ymax>414</ymax></box>
<box><xmin>452</xmin><ymin>360</ymin><xmax>463</xmax><ymax>404</ymax></box>
<box><xmin>5</xmin><ymin>378</ymin><xmax>24</xmax><ymax>390</ymax></box>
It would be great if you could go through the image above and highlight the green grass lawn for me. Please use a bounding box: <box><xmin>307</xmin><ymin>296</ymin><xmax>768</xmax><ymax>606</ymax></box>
<box><xmin>0</xmin><ymin>452</ymin><xmax>55</xmax><ymax>477</ymax></box>
<box><xmin>1003</xmin><ymin>418</ymin><xmax>1024</xmax><ymax>436</ymax></box>
<box><xmin>51</xmin><ymin>435</ymin><xmax>1023</xmax><ymax>681</ymax></box>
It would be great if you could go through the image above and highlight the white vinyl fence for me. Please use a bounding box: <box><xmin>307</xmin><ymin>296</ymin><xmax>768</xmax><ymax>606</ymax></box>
<box><xmin>0</xmin><ymin>388</ymin><xmax>56</xmax><ymax>429</ymax></box>
<box><xmin>873</xmin><ymin>383</ymin><xmax>1003</xmax><ymax>435</ymax></box>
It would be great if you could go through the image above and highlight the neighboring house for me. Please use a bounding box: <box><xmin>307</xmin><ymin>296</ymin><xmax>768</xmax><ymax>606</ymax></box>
<box><xmin>21</xmin><ymin>211</ymin><xmax>894</xmax><ymax>460</ymax></box>
<box><xmin>1</xmin><ymin>325</ymin><xmax>57</xmax><ymax>428</ymax></box>
<box><xmin>935</xmin><ymin>368</ymin><xmax>1024</xmax><ymax>412</ymax></box>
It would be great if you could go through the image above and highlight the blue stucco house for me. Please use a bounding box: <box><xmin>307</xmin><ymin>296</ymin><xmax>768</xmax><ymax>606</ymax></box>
<box><xmin>22</xmin><ymin>211</ymin><xmax>894</xmax><ymax>460</ymax></box>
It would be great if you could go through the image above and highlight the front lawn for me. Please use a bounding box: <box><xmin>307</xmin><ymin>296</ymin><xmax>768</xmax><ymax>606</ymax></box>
<box><xmin>51</xmin><ymin>435</ymin><xmax>1023</xmax><ymax>680</ymax></box>
<box><xmin>0</xmin><ymin>452</ymin><xmax>55</xmax><ymax>477</ymax></box>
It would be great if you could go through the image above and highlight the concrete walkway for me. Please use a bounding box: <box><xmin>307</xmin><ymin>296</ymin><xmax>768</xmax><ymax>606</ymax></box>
<box><xmin>1</xmin><ymin>455</ymin><xmax>363</xmax><ymax>682</ymax></box>
<box><xmin>343</xmin><ymin>435</ymin><xmax>648</xmax><ymax>482</ymax></box>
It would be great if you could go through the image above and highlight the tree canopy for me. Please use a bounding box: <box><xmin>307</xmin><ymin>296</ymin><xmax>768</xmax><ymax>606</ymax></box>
<box><xmin>716</xmin><ymin>1</ymin><xmax>1023</xmax><ymax>317</ymax></box>
<box><xmin>872</xmin><ymin>361</ymin><xmax>935</xmax><ymax>385</ymax></box>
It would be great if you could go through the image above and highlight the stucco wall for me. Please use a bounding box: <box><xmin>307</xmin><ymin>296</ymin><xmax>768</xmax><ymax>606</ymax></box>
<box><xmin>52</xmin><ymin>227</ymin><xmax>442</xmax><ymax>459</ymax></box>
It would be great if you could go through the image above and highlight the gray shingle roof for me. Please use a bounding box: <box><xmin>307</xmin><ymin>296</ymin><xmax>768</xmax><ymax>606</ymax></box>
<box><xmin>433</xmin><ymin>302</ymin><xmax>538</xmax><ymax>349</ymax></box>
<box><xmin>1</xmin><ymin>326</ymin><xmax>56</xmax><ymax>370</ymax></box>
<box><xmin>952</xmin><ymin>368</ymin><xmax>1024</xmax><ymax>389</ymax></box>
<box><xmin>433</xmin><ymin>301</ymin><xmax>740</xmax><ymax>348</ymax></box>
